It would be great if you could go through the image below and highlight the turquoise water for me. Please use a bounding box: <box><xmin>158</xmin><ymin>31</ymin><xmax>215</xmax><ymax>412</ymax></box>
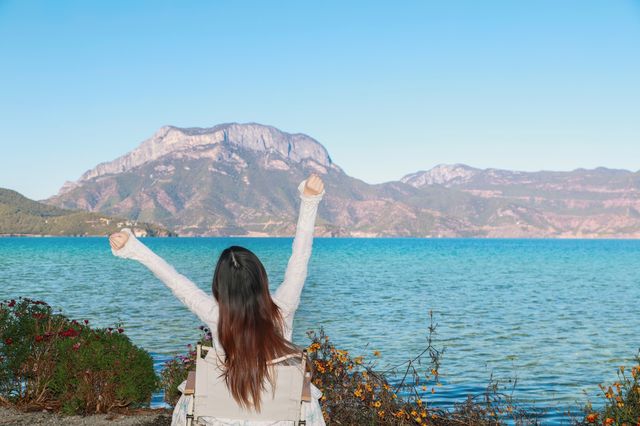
<box><xmin>1</xmin><ymin>237</ymin><xmax>639</xmax><ymax>423</ymax></box>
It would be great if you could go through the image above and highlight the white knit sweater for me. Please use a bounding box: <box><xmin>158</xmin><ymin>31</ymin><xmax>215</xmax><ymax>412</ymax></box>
<box><xmin>111</xmin><ymin>179</ymin><xmax>326</xmax><ymax>425</ymax></box>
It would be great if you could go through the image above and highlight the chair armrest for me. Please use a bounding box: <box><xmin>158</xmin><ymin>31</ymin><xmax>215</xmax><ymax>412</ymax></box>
<box><xmin>184</xmin><ymin>370</ymin><xmax>196</xmax><ymax>396</ymax></box>
<box><xmin>302</xmin><ymin>372</ymin><xmax>312</xmax><ymax>402</ymax></box>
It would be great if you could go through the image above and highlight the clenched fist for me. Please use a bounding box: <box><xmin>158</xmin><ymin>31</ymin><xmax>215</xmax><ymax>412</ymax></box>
<box><xmin>109</xmin><ymin>231</ymin><xmax>129</xmax><ymax>251</ymax></box>
<box><xmin>303</xmin><ymin>174</ymin><xmax>324</xmax><ymax>196</ymax></box>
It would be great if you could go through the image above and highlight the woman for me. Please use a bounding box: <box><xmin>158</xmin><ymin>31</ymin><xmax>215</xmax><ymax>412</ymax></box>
<box><xmin>109</xmin><ymin>174</ymin><xmax>326</xmax><ymax>426</ymax></box>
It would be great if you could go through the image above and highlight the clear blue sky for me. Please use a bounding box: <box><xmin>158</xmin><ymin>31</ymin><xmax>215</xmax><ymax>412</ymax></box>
<box><xmin>1</xmin><ymin>1</ymin><xmax>639</xmax><ymax>200</ymax></box>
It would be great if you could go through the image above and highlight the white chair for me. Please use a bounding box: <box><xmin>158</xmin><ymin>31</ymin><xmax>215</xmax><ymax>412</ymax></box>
<box><xmin>184</xmin><ymin>344</ymin><xmax>311</xmax><ymax>425</ymax></box>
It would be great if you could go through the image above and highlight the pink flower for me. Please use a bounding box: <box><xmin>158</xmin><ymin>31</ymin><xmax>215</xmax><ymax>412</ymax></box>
<box><xmin>72</xmin><ymin>342</ymin><xmax>81</xmax><ymax>351</ymax></box>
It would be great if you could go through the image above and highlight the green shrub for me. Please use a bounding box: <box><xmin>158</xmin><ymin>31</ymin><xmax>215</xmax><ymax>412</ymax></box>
<box><xmin>582</xmin><ymin>352</ymin><xmax>640</xmax><ymax>425</ymax></box>
<box><xmin>306</xmin><ymin>322</ymin><xmax>538</xmax><ymax>425</ymax></box>
<box><xmin>160</xmin><ymin>325</ymin><xmax>212</xmax><ymax>406</ymax></box>
<box><xmin>0</xmin><ymin>297</ymin><xmax>159</xmax><ymax>414</ymax></box>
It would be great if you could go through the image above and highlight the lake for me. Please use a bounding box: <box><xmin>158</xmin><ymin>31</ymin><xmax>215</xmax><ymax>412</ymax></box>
<box><xmin>1</xmin><ymin>237</ymin><xmax>638</xmax><ymax>423</ymax></box>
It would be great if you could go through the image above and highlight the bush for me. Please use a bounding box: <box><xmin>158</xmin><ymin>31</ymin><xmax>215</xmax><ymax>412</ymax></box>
<box><xmin>0</xmin><ymin>297</ymin><xmax>159</xmax><ymax>414</ymax></box>
<box><xmin>305</xmin><ymin>326</ymin><xmax>536</xmax><ymax>425</ymax></box>
<box><xmin>306</xmin><ymin>326</ymin><xmax>422</xmax><ymax>424</ymax></box>
<box><xmin>582</xmin><ymin>352</ymin><xmax>640</xmax><ymax>425</ymax></box>
<box><xmin>160</xmin><ymin>325</ymin><xmax>213</xmax><ymax>407</ymax></box>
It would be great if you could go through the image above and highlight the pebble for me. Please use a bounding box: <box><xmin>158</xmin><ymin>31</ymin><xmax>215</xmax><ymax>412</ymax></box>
<box><xmin>0</xmin><ymin>406</ymin><xmax>172</xmax><ymax>426</ymax></box>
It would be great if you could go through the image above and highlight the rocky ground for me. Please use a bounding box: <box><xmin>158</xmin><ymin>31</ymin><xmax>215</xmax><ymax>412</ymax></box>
<box><xmin>0</xmin><ymin>406</ymin><xmax>172</xmax><ymax>426</ymax></box>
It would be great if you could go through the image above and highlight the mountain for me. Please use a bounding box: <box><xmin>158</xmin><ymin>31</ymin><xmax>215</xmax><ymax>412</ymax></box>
<box><xmin>401</xmin><ymin>164</ymin><xmax>481</xmax><ymax>187</ymax></box>
<box><xmin>0</xmin><ymin>188</ymin><xmax>174</xmax><ymax>236</ymax></box>
<box><xmin>47</xmin><ymin>123</ymin><xmax>430</xmax><ymax>237</ymax></box>
<box><xmin>401</xmin><ymin>164</ymin><xmax>637</xmax><ymax>190</ymax></box>
<box><xmin>60</xmin><ymin>123</ymin><xmax>338</xmax><ymax>190</ymax></box>
<box><xmin>399</xmin><ymin>164</ymin><xmax>640</xmax><ymax>237</ymax></box>
<box><xmin>44</xmin><ymin>123</ymin><xmax>640</xmax><ymax>238</ymax></box>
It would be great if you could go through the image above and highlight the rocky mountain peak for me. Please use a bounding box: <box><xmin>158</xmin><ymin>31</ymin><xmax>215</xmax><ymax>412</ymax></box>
<box><xmin>401</xmin><ymin>164</ymin><xmax>479</xmax><ymax>187</ymax></box>
<box><xmin>60</xmin><ymin>123</ymin><xmax>337</xmax><ymax>195</ymax></box>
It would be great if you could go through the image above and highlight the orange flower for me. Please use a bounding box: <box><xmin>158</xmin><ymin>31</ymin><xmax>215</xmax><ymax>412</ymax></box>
<box><xmin>585</xmin><ymin>413</ymin><xmax>597</xmax><ymax>423</ymax></box>
<box><xmin>604</xmin><ymin>418</ymin><xmax>614</xmax><ymax>425</ymax></box>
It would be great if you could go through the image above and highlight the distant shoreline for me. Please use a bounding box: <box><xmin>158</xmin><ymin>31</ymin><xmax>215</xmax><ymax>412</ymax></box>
<box><xmin>2</xmin><ymin>234</ymin><xmax>640</xmax><ymax>240</ymax></box>
<box><xmin>0</xmin><ymin>234</ymin><xmax>110</xmax><ymax>238</ymax></box>
<box><xmin>0</xmin><ymin>233</ymin><xmax>177</xmax><ymax>238</ymax></box>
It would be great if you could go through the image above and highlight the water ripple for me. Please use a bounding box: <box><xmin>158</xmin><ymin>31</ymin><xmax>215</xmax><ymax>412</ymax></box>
<box><xmin>1</xmin><ymin>237</ymin><xmax>639</xmax><ymax>422</ymax></box>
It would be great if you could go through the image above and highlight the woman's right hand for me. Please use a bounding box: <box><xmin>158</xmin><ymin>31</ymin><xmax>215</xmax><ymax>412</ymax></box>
<box><xmin>303</xmin><ymin>174</ymin><xmax>325</xmax><ymax>196</ymax></box>
<box><xmin>109</xmin><ymin>231</ymin><xmax>129</xmax><ymax>251</ymax></box>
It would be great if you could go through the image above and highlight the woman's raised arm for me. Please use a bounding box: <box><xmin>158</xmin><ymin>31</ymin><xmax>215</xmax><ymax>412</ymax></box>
<box><xmin>273</xmin><ymin>175</ymin><xmax>325</xmax><ymax>332</ymax></box>
<box><xmin>109</xmin><ymin>229</ymin><xmax>219</xmax><ymax>332</ymax></box>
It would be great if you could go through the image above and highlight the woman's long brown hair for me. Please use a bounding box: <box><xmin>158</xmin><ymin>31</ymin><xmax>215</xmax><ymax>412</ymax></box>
<box><xmin>212</xmin><ymin>246</ymin><xmax>298</xmax><ymax>411</ymax></box>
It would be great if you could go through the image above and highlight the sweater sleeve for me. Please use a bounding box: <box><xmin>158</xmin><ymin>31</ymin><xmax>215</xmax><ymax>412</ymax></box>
<box><xmin>273</xmin><ymin>179</ymin><xmax>324</xmax><ymax>337</ymax></box>
<box><xmin>111</xmin><ymin>228</ymin><xmax>219</xmax><ymax>331</ymax></box>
